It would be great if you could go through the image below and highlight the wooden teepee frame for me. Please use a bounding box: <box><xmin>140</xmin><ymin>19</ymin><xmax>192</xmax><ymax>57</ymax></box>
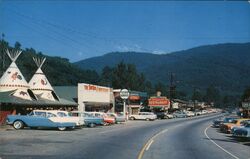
<box><xmin>6</xmin><ymin>49</ymin><xmax>22</xmax><ymax>62</ymax></box>
<box><xmin>33</xmin><ymin>57</ymin><xmax>46</xmax><ymax>68</ymax></box>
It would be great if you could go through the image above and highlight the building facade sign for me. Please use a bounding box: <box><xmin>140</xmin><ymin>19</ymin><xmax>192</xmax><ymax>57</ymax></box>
<box><xmin>78</xmin><ymin>83</ymin><xmax>113</xmax><ymax>111</ymax></box>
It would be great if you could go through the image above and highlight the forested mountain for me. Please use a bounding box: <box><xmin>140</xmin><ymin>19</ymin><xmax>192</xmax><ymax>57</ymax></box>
<box><xmin>75</xmin><ymin>43</ymin><xmax>250</xmax><ymax>96</ymax></box>
<box><xmin>1</xmin><ymin>39</ymin><xmax>250</xmax><ymax>106</ymax></box>
<box><xmin>0</xmin><ymin>40</ymin><xmax>99</xmax><ymax>86</ymax></box>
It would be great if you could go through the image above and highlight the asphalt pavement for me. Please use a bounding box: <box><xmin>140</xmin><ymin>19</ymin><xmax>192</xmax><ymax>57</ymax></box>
<box><xmin>0</xmin><ymin>113</ymin><xmax>249</xmax><ymax>159</ymax></box>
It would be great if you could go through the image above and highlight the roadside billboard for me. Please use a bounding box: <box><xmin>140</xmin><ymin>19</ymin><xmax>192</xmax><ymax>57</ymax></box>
<box><xmin>148</xmin><ymin>97</ymin><xmax>170</xmax><ymax>107</ymax></box>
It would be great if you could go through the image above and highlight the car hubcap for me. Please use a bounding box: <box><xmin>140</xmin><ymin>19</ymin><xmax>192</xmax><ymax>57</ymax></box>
<box><xmin>14</xmin><ymin>121</ymin><xmax>21</xmax><ymax>129</ymax></box>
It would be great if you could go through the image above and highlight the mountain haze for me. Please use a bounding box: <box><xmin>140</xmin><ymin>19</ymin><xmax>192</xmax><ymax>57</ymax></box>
<box><xmin>75</xmin><ymin>43</ymin><xmax>250</xmax><ymax>95</ymax></box>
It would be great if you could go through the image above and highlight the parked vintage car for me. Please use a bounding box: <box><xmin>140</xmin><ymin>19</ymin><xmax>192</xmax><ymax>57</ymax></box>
<box><xmin>154</xmin><ymin>112</ymin><xmax>174</xmax><ymax>119</ymax></box>
<box><xmin>212</xmin><ymin>118</ymin><xmax>224</xmax><ymax>128</ymax></box>
<box><xmin>89</xmin><ymin>112</ymin><xmax>116</xmax><ymax>125</ymax></box>
<box><xmin>71</xmin><ymin>111</ymin><xmax>104</xmax><ymax>127</ymax></box>
<box><xmin>231</xmin><ymin>120</ymin><xmax>250</xmax><ymax>134</ymax></box>
<box><xmin>213</xmin><ymin>116</ymin><xmax>239</xmax><ymax>128</ymax></box>
<box><xmin>173</xmin><ymin>111</ymin><xmax>187</xmax><ymax>118</ymax></box>
<box><xmin>233</xmin><ymin>122</ymin><xmax>250</xmax><ymax>139</ymax></box>
<box><xmin>194</xmin><ymin>110</ymin><xmax>202</xmax><ymax>116</ymax></box>
<box><xmin>129</xmin><ymin>112</ymin><xmax>157</xmax><ymax>121</ymax></box>
<box><xmin>6</xmin><ymin>110</ymin><xmax>77</xmax><ymax>131</ymax></box>
<box><xmin>185</xmin><ymin>111</ymin><xmax>195</xmax><ymax>117</ymax></box>
<box><xmin>220</xmin><ymin>118</ymin><xmax>250</xmax><ymax>134</ymax></box>
<box><xmin>165</xmin><ymin>113</ymin><xmax>174</xmax><ymax>119</ymax></box>
<box><xmin>54</xmin><ymin>110</ymin><xmax>85</xmax><ymax>127</ymax></box>
<box><xmin>106</xmin><ymin>113</ymin><xmax>126</xmax><ymax>123</ymax></box>
<box><xmin>154</xmin><ymin>111</ymin><xmax>166</xmax><ymax>119</ymax></box>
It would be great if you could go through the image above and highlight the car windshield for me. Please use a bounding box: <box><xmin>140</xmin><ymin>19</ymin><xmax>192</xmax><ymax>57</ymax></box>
<box><xmin>28</xmin><ymin>111</ymin><xmax>34</xmax><ymax>116</ymax></box>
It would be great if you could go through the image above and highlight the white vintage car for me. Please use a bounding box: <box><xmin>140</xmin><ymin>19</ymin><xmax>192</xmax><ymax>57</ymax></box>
<box><xmin>47</xmin><ymin>110</ymin><xmax>85</xmax><ymax>127</ymax></box>
<box><xmin>6</xmin><ymin>110</ymin><xmax>84</xmax><ymax>131</ymax></box>
<box><xmin>129</xmin><ymin>112</ymin><xmax>157</xmax><ymax>121</ymax></box>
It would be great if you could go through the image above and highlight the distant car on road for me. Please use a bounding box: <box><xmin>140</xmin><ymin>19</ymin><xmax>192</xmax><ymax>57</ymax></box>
<box><xmin>6</xmin><ymin>110</ymin><xmax>77</xmax><ymax>131</ymax></box>
<box><xmin>129</xmin><ymin>112</ymin><xmax>157</xmax><ymax>121</ymax></box>
<box><xmin>173</xmin><ymin>111</ymin><xmax>187</xmax><ymax>118</ymax></box>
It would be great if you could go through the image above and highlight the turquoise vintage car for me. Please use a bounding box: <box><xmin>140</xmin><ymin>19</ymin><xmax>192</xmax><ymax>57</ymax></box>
<box><xmin>71</xmin><ymin>111</ymin><xmax>104</xmax><ymax>127</ymax></box>
<box><xmin>6</xmin><ymin>110</ymin><xmax>76</xmax><ymax>131</ymax></box>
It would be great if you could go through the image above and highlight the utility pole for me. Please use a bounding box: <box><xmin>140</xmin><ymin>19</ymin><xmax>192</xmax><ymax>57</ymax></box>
<box><xmin>169</xmin><ymin>72</ymin><xmax>175</xmax><ymax>111</ymax></box>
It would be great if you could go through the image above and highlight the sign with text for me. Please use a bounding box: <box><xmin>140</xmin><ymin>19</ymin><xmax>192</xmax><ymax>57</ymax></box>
<box><xmin>78</xmin><ymin>83</ymin><xmax>112</xmax><ymax>103</ymax></box>
<box><xmin>148</xmin><ymin>97</ymin><xmax>170</xmax><ymax>107</ymax></box>
<box><xmin>120</xmin><ymin>89</ymin><xmax>129</xmax><ymax>99</ymax></box>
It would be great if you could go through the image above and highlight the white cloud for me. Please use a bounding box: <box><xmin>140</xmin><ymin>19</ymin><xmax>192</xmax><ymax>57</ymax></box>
<box><xmin>152</xmin><ymin>50</ymin><xmax>165</xmax><ymax>54</ymax></box>
<box><xmin>115</xmin><ymin>44</ymin><xmax>144</xmax><ymax>52</ymax></box>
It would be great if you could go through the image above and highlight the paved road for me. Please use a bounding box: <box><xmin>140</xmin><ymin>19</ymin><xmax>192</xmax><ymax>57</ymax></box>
<box><xmin>0</xmin><ymin>113</ymin><xmax>249</xmax><ymax>159</ymax></box>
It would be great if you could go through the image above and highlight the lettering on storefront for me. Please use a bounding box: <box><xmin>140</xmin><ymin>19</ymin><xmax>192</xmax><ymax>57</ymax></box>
<box><xmin>84</xmin><ymin>84</ymin><xmax>109</xmax><ymax>92</ymax></box>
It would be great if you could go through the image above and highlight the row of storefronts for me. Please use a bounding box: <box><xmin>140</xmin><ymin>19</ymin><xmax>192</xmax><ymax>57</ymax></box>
<box><xmin>0</xmin><ymin>49</ymin><xmax>216</xmax><ymax>125</ymax></box>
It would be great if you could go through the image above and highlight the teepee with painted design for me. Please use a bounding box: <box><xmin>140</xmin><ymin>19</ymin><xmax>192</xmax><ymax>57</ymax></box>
<box><xmin>29</xmin><ymin>57</ymin><xmax>59</xmax><ymax>101</ymax></box>
<box><xmin>0</xmin><ymin>49</ymin><xmax>35</xmax><ymax>100</ymax></box>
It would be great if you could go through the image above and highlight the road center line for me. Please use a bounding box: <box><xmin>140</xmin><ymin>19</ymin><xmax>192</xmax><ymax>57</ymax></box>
<box><xmin>145</xmin><ymin>140</ymin><xmax>154</xmax><ymax>151</ymax></box>
<box><xmin>137</xmin><ymin>128</ymin><xmax>168</xmax><ymax>159</ymax></box>
<box><xmin>204</xmin><ymin>125</ymin><xmax>240</xmax><ymax>159</ymax></box>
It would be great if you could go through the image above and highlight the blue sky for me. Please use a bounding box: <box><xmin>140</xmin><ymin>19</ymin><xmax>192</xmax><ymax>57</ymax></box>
<box><xmin>0</xmin><ymin>1</ymin><xmax>250</xmax><ymax>62</ymax></box>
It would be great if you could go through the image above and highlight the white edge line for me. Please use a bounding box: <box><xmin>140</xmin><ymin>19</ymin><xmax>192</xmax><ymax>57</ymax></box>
<box><xmin>204</xmin><ymin>126</ymin><xmax>240</xmax><ymax>159</ymax></box>
<box><xmin>146</xmin><ymin>140</ymin><xmax>154</xmax><ymax>151</ymax></box>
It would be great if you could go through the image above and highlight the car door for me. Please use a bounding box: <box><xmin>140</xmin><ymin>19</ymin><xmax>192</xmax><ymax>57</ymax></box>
<box><xmin>29</xmin><ymin>111</ymin><xmax>52</xmax><ymax>127</ymax></box>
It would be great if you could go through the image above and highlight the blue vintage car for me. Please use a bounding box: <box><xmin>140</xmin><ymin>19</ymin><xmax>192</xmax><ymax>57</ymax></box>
<box><xmin>233</xmin><ymin>122</ymin><xmax>250</xmax><ymax>139</ymax></box>
<box><xmin>6</xmin><ymin>110</ymin><xmax>76</xmax><ymax>131</ymax></box>
<box><xmin>71</xmin><ymin>111</ymin><xmax>104</xmax><ymax>127</ymax></box>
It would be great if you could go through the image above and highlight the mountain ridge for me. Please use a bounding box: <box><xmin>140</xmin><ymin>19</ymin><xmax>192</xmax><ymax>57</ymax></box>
<box><xmin>75</xmin><ymin>42</ymin><xmax>250</xmax><ymax>95</ymax></box>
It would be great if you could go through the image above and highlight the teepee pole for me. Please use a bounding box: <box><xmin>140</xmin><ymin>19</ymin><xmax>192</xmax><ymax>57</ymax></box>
<box><xmin>33</xmin><ymin>57</ymin><xmax>46</xmax><ymax>68</ymax></box>
<box><xmin>6</xmin><ymin>49</ymin><xmax>22</xmax><ymax>62</ymax></box>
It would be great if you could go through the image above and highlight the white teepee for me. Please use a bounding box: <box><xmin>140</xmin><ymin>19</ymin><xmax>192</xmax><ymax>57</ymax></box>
<box><xmin>0</xmin><ymin>49</ymin><xmax>34</xmax><ymax>100</ymax></box>
<box><xmin>29</xmin><ymin>57</ymin><xmax>59</xmax><ymax>101</ymax></box>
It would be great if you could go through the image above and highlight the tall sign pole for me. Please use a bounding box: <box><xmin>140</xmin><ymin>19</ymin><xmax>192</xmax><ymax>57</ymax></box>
<box><xmin>120</xmin><ymin>89</ymin><xmax>130</xmax><ymax>120</ymax></box>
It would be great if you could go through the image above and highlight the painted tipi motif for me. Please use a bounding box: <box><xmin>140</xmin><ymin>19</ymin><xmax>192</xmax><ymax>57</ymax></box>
<box><xmin>0</xmin><ymin>49</ymin><xmax>34</xmax><ymax>100</ymax></box>
<box><xmin>29</xmin><ymin>57</ymin><xmax>59</xmax><ymax>101</ymax></box>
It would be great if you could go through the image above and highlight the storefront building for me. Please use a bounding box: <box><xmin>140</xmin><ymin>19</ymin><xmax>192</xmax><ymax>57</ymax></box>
<box><xmin>113</xmin><ymin>89</ymin><xmax>148</xmax><ymax>115</ymax></box>
<box><xmin>78</xmin><ymin>83</ymin><xmax>114</xmax><ymax>112</ymax></box>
